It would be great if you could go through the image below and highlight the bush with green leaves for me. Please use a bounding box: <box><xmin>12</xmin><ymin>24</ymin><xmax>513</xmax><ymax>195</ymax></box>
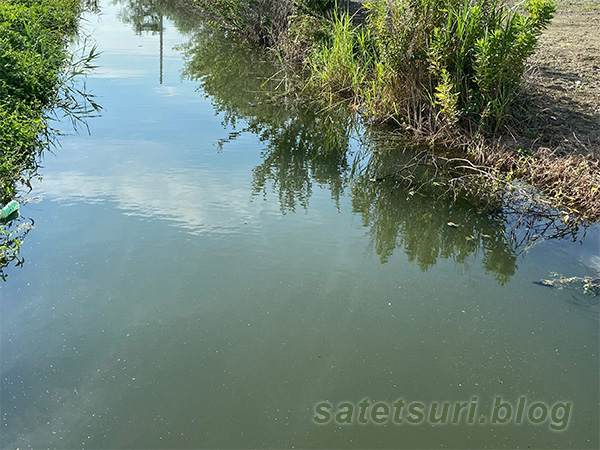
<box><xmin>305</xmin><ymin>0</ymin><xmax>556</xmax><ymax>133</ymax></box>
<box><xmin>0</xmin><ymin>0</ymin><xmax>82</xmax><ymax>202</ymax></box>
<box><xmin>428</xmin><ymin>0</ymin><xmax>556</xmax><ymax>132</ymax></box>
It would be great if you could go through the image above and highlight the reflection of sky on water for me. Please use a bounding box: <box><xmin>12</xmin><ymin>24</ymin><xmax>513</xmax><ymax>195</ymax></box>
<box><xmin>43</xmin><ymin>2</ymin><xmax>273</xmax><ymax>236</ymax></box>
<box><xmin>37</xmin><ymin>134</ymin><xmax>284</xmax><ymax>236</ymax></box>
<box><xmin>536</xmin><ymin>225</ymin><xmax>600</xmax><ymax>276</ymax></box>
<box><xmin>83</xmin><ymin>3</ymin><xmax>182</xmax><ymax>57</ymax></box>
<box><xmin>71</xmin><ymin>1</ymin><xmax>185</xmax><ymax>95</ymax></box>
<box><xmin>38</xmin><ymin>167</ymin><xmax>269</xmax><ymax>235</ymax></box>
<box><xmin>46</xmin><ymin>0</ymin><xmax>600</xmax><ymax>282</ymax></box>
<box><xmin>88</xmin><ymin>66</ymin><xmax>147</xmax><ymax>78</ymax></box>
<box><xmin>153</xmin><ymin>85</ymin><xmax>184</xmax><ymax>96</ymax></box>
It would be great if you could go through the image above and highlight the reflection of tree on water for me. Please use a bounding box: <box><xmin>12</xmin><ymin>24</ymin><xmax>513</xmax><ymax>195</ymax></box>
<box><xmin>116</xmin><ymin>0</ymin><xmax>208</xmax><ymax>83</ymax></box>
<box><xmin>117</xmin><ymin>0</ymin><xmax>203</xmax><ymax>33</ymax></box>
<box><xmin>0</xmin><ymin>216</ymin><xmax>34</xmax><ymax>281</ymax></box>
<box><xmin>117</xmin><ymin>0</ymin><xmax>163</xmax><ymax>33</ymax></box>
<box><xmin>352</xmin><ymin>148</ymin><xmax>518</xmax><ymax>284</ymax></box>
<box><xmin>180</xmin><ymin>30</ymin><xmax>352</xmax><ymax>213</ymax></box>
<box><xmin>178</xmin><ymin>25</ymin><xmax>521</xmax><ymax>282</ymax></box>
<box><xmin>113</xmin><ymin>0</ymin><xmax>588</xmax><ymax>286</ymax></box>
<box><xmin>251</xmin><ymin>110</ymin><xmax>351</xmax><ymax>213</ymax></box>
<box><xmin>114</xmin><ymin>0</ymin><xmax>353</xmax><ymax>213</ymax></box>
<box><xmin>116</xmin><ymin>0</ymin><xmax>222</xmax><ymax>35</ymax></box>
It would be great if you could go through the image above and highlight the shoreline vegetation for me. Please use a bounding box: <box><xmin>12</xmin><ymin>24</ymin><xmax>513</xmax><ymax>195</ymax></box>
<box><xmin>1</xmin><ymin>0</ymin><xmax>78</xmax><ymax>201</ymax></box>
<box><xmin>181</xmin><ymin>0</ymin><xmax>599</xmax><ymax>222</ymax></box>
<box><xmin>0</xmin><ymin>0</ymin><xmax>97</xmax><ymax>275</ymax></box>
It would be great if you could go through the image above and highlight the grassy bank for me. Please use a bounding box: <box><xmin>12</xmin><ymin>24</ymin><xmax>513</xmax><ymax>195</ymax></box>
<box><xmin>185</xmin><ymin>0</ymin><xmax>599</xmax><ymax>222</ymax></box>
<box><xmin>0</xmin><ymin>0</ymin><xmax>84</xmax><ymax>202</ymax></box>
<box><xmin>0</xmin><ymin>0</ymin><xmax>85</xmax><ymax>274</ymax></box>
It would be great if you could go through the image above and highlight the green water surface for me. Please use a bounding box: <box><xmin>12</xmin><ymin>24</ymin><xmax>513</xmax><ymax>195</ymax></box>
<box><xmin>1</xmin><ymin>1</ymin><xmax>598</xmax><ymax>448</ymax></box>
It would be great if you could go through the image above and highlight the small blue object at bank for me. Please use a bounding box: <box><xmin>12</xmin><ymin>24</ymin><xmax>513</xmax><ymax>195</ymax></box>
<box><xmin>0</xmin><ymin>200</ymin><xmax>19</xmax><ymax>219</ymax></box>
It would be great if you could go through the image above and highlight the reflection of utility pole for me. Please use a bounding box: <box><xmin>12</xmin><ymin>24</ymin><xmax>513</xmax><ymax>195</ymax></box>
<box><xmin>159</xmin><ymin>13</ymin><xmax>163</xmax><ymax>84</ymax></box>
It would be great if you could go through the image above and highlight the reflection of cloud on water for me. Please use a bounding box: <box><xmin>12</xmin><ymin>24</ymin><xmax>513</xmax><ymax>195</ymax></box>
<box><xmin>90</xmin><ymin>67</ymin><xmax>148</xmax><ymax>79</ymax></box>
<box><xmin>153</xmin><ymin>85</ymin><xmax>183</xmax><ymax>96</ymax></box>
<box><xmin>589</xmin><ymin>255</ymin><xmax>600</xmax><ymax>273</ymax></box>
<box><xmin>38</xmin><ymin>169</ymin><xmax>271</xmax><ymax>235</ymax></box>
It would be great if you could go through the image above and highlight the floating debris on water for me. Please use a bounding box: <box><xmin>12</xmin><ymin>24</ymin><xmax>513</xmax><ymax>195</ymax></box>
<box><xmin>535</xmin><ymin>272</ymin><xmax>600</xmax><ymax>296</ymax></box>
<box><xmin>0</xmin><ymin>201</ymin><xmax>19</xmax><ymax>219</ymax></box>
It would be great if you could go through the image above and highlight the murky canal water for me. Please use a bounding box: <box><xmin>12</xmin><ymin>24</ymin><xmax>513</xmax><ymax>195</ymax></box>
<box><xmin>1</xmin><ymin>1</ymin><xmax>598</xmax><ymax>448</ymax></box>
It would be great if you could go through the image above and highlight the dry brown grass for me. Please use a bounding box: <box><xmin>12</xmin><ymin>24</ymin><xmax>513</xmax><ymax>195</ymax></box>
<box><xmin>506</xmin><ymin>0</ymin><xmax>599</xmax><ymax>220</ymax></box>
<box><xmin>519</xmin><ymin>149</ymin><xmax>600</xmax><ymax>217</ymax></box>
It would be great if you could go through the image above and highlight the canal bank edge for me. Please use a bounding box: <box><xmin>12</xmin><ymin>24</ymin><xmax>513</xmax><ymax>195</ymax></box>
<box><xmin>183</xmin><ymin>0</ymin><xmax>600</xmax><ymax>222</ymax></box>
<box><xmin>0</xmin><ymin>0</ymin><xmax>89</xmax><ymax>270</ymax></box>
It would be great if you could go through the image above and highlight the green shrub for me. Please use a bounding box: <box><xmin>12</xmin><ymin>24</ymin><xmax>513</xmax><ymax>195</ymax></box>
<box><xmin>0</xmin><ymin>0</ymin><xmax>77</xmax><ymax>276</ymax></box>
<box><xmin>302</xmin><ymin>0</ymin><xmax>555</xmax><ymax>133</ymax></box>
<box><xmin>1</xmin><ymin>0</ymin><xmax>98</xmax><ymax>278</ymax></box>
<box><xmin>307</xmin><ymin>11</ymin><xmax>373</xmax><ymax>98</ymax></box>
<box><xmin>428</xmin><ymin>0</ymin><xmax>556</xmax><ymax>131</ymax></box>
<box><xmin>0</xmin><ymin>0</ymin><xmax>82</xmax><ymax>202</ymax></box>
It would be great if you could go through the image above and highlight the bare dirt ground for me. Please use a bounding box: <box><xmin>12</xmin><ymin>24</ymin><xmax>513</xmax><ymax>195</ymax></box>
<box><xmin>520</xmin><ymin>0</ymin><xmax>600</xmax><ymax>156</ymax></box>
<box><xmin>509</xmin><ymin>1</ymin><xmax>600</xmax><ymax>219</ymax></box>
